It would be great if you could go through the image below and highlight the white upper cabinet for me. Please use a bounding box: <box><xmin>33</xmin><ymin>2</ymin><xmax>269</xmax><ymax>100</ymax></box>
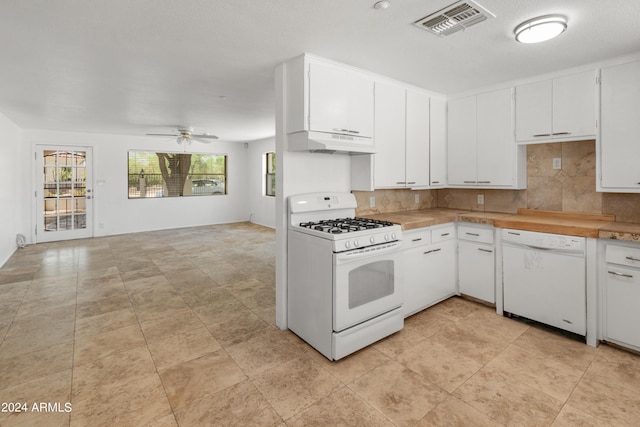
<box><xmin>515</xmin><ymin>80</ymin><xmax>552</xmax><ymax>141</ymax></box>
<box><xmin>285</xmin><ymin>55</ymin><xmax>374</xmax><ymax>138</ymax></box>
<box><xmin>477</xmin><ymin>89</ymin><xmax>514</xmax><ymax>185</ymax></box>
<box><xmin>448</xmin><ymin>88</ymin><xmax>524</xmax><ymax>188</ymax></box>
<box><xmin>308</xmin><ymin>61</ymin><xmax>374</xmax><ymax>138</ymax></box>
<box><xmin>447</xmin><ymin>96</ymin><xmax>477</xmax><ymax>185</ymax></box>
<box><xmin>405</xmin><ymin>89</ymin><xmax>430</xmax><ymax>187</ymax></box>
<box><xmin>515</xmin><ymin>70</ymin><xmax>596</xmax><ymax>143</ymax></box>
<box><xmin>353</xmin><ymin>83</ymin><xmax>431</xmax><ymax>190</ymax></box>
<box><xmin>429</xmin><ymin>97</ymin><xmax>447</xmax><ymax>187</ymax></box>
<box><xmin>374</xmin><ymin>82</ymin><xmax>407</xmax><ymax>187</ymax></box>
<box><xmin>600</xmin><ymin>60</ymin><xmax>640</xmax><ymax>191</ymax></box>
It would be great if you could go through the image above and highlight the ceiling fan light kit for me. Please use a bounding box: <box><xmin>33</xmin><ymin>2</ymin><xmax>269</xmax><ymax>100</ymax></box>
<box><xmin>514</xmin><ymin>14</ymin><xmax>567</xmax><ymax>43</ymax></box>
<box><xmin>146</xmin><ymin>127</ymin><xmax>219</xmax><ymax>145</ymax></box>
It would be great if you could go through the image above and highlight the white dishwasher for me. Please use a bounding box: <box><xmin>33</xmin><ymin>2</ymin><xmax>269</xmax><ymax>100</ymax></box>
<box><xmin>502</xmin><ymin>228</ymin><xmax>586</xmax><ymax>336</ymax></box>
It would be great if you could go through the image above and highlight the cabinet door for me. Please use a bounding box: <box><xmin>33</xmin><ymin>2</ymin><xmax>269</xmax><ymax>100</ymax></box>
<box><xmin>477</xmin><ymin>88</ymin><xmax>513</xmax><ymax>186</ymax></box>
<box><xmin>403</xmin><ymin>239</ymin><xmax>456</xmax><ymax>317</ymax></box>
<box><xmin>405</xmin><ymin>90</ymin><xmax>430</xmax><ymax>187</ymax></box>
<box><xmin>601</xmin><ymin>60</ymin><xmax>640</xmax><ymax>189</ymax></box>
<box><xmin>374</xmin><ymin>82</ymin><xmax>406</xmax><ymax>187</ymax></box>
<box><xmin>447</xmin><ymin>96</ymin><xmax>477</xmax><ymax>185</ymax></box>
<box><xmin>605</xmin><ymin>265</ymin><xmax>640</xmax><ymax>348</ymax></box>
<box><xmin>308</xmin><ymin>61</ymin><xmax>374</xmax><ymax>138</ymax></box>
<box><xmin>458</xmin><ymin>241</ymin><xmax>495</xmax><ymax>303</ymax></box>
<box><xmin>429</xmin><ymin>97</ymin><xmax>447</xmax><ymax>187</ymax></box>
<box><xmin>404</xmin><ymin>244</ymin><xmax>427</xmax><ymax>317</ymax></box>
<box><xmin>515</xmin><ymin>79</ymin><xmax>552</xmax><ymax>142</ymax></box>
<box><xmin>424</xmin><ymin>239</ymin><xmax>458</xmax><ymax>307</ymax></box>
<box><xmin>553</xmin><ymin>70</ymin><xmax>596</xmax><ymax>139</ymax></box>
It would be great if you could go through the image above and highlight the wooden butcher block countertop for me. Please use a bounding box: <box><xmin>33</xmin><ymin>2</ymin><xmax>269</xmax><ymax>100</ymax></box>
<box><xmin>493</xmin><ymin>209</ymin><xmax>615</xmax><ymax>238</ymax></box>
<box><xmin>363</xmin><ymin>208</ymin><xmax>640</xmax><ymax>241</ymax></box>
<box><xmin>361</xmin><ymin>209</ymin><xmax>512</xmax><ymax>231</ymax></box>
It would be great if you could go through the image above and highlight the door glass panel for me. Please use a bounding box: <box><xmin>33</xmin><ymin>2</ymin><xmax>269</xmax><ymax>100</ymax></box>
<box><xmin>42</xmin><ymin>150</ymin><xmax>88</xmax><ymax>233</ymax></box>
<box><xmin>348</xmin><ymin>260</ymin><xmax>395</xmax><ymax>309</ymax></box>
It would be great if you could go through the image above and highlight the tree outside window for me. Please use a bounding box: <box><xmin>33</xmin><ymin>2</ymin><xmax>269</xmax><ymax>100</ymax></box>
<box><xmin>128</xmin><ymin>151</ymin><xmax>227</xmax><ymax>198</ymax></box>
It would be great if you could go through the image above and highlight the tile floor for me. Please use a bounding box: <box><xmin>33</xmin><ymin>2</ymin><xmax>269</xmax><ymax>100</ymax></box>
<box><xmin>1</xmin><ymin>222</ymin><xmax>640</xmax><ymax>426</ymax></box>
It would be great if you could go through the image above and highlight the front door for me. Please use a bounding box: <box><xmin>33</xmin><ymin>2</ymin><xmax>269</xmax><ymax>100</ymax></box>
<box><xmin>35</xmin><ymin>146</ymin><xmax>93</xmax><ymax>242</ymax></box>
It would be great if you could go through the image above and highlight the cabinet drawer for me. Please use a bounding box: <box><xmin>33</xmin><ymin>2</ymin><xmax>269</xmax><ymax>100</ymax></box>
<box><xmin>457</xmin><ymin>225</ymin><xmax>494</xmax><ymax>244</ymax></box>
<box><xmin>431</xmin><ymin>224</ymin><xmax>456</xmax><ymax>243</ymax></box>
<box><xmin>606</xmin><ymin>244</ymin><xmax>640</xmax><ymax>268</ymax></box>
<box><xmin>403</xmin><ymin>229</ymin><xmax>431</xmax><ymax>248</ymax></box>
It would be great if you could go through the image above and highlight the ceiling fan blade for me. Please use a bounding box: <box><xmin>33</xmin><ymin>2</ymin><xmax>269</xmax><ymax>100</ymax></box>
<box><xmin>146</xmin><ymin>133</ymin><xmax>179</xmax><ymax>137</ymax></box>
<box><xmin>192</xmin><ymin>137</ymin><xmax>214</xmax><ymax>144</ymax></box>
<box><xmin>192</xmin><ymin>134</ymin><xmax>219</xmax><ymax>139</ymax></box>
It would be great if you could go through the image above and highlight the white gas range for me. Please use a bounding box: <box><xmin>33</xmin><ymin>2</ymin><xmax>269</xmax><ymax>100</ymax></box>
<box><xmin>287</xmin><ymin>192</ymin><xmax>404</xmax><ymax>360</ymax></box>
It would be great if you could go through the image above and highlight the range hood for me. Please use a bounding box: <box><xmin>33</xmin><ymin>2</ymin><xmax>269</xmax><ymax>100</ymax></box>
<box><xmin>287</xmin><ymin>131</ymin><xmax>376</xmax><ymax>155</ymax></box>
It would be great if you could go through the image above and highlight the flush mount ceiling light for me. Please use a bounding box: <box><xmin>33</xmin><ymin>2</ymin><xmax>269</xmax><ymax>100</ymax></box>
<box><xmin>514</xmin><ymin>14</ymin><xmax>567</xmax><ymax>43</ymax></box>
<box><xmin>374</xmin><ymin>1</ymin><xmax>390</xmax><ymax>10</ymax></box>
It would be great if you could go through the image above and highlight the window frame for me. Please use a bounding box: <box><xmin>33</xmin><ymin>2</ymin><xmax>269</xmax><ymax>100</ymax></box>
<box><xmin>265</xmin><ymin>151</ymin><xmax>276</xmax><ymax>197</ymax></box>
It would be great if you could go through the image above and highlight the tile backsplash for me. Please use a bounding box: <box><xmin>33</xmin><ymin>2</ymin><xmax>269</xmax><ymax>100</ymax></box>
<box><xmin>354</xmin><ymin>140</ymin><xmax>640</xmax><ymax>223</ymax></box>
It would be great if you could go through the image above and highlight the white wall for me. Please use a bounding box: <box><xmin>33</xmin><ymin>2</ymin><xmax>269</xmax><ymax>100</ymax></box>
<box><xmin>247</xmin><ymin>137</ymin><xmax>276</xmax><ymax>228</ymax></box>
<box><xmin>0</xmin><ymin>112</ymin><xmax>22</xmax><ymax>266</ymax></box>
<box><xmin>22</xmin><ymin>129</ymin><xmax>250</xmax><ymax>240</ymax></box>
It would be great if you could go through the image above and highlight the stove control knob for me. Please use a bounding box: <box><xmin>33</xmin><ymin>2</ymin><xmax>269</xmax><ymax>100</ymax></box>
<box><xmin>345</xmin><ymin>241</ymin><xmax>351</xmax><ymax>249</ymax></box>
<box><xmin>370</xmin><ymin>236</ymin><xmax>375</xmax><ymax>244</ymax></box>
<box><xmin>354</xmin><ymin>239</ymin><xmax>360</xmax><ymax>247</ymax></box>
<box><xmin>384</xmin><ymin>234</ymin><xmax>390</xmax><ymax>241</ymax></box>
<box><xmin>391</xmin><ymin>232</ymin><xmax>397</xmax><ymax>240</ymax></box>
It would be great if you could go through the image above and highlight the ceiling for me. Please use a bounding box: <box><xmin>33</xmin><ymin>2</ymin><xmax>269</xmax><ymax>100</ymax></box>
<box><xmin>1</xmin><ymin>0</ymin><xmax>639</xmax><ymax>142</ymax></box>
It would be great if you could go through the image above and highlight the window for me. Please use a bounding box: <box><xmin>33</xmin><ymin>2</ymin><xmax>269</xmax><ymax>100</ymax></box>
<box><xmin>128</xmin><ymin>151</ymin><xmax>227</xmax><ymax>198</ymax></box>
<box><xmin>265</xmin><ymin>152</ymin><xmax>276</xmax><ymax>197</ymax></box>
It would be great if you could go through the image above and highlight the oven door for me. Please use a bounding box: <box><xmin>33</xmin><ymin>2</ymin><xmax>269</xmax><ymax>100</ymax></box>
<box><xmin>333</xmin><ymin>242</ymin><xmax>403</xmax><ymax>332</ymax></box>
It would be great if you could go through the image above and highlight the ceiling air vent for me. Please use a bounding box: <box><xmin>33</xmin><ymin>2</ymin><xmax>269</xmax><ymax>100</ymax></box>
<box><xmin>414</xmin><ymin>0</ymin><xmax>495</xmax><ymax>37</ymax></box>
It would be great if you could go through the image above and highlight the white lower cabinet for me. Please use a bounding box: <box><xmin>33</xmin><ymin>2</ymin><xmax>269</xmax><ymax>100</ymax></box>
<box><xmin>403</xmin><ymin>225</ymin><xmax>457</xmax><ymax>317</ymax></box>
<box><xmin>458</xmin><ymin>225</ymin><xmax>495</xmax><ymax>304</ymax></box>
<box><xmin>604</xmin><ymin>242</ymin><xmax>640</xmax><ymax>350</ymax></box>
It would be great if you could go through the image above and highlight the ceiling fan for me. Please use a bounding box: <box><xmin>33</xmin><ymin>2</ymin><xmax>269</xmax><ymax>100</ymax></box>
<box><xmin>146</xmin><ymin>127</ymin><xmax>219</xmax><ymax>145</ymax></box>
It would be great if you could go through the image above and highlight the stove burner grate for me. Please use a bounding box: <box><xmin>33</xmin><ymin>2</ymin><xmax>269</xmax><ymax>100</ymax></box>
<box><xmin>299</xmin><ymin>217</ymin><xmax>395</xmax><ymax>234</ymax></box>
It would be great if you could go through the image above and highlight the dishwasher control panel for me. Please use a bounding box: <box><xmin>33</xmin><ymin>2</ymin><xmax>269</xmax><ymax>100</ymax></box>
<box><xmin>502</xmin><ymin>229</ymin><xmax>585</xmax><ymax>251</ymax></box>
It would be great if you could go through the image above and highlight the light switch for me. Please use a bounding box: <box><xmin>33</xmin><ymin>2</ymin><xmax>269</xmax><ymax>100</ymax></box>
<box><xmin>477</xmin><ymin>194</ymin><xmax>484</xmax><ymax>205</ymax></box>
<box><xmin>553</xmin><ymin>158</ymin><xmax>562</xmax><ymax>170</ymax></box>
<box><xmin>369</xmin><ymin>196</ymin><xmax>375</xmax><ymax>208</ymax></box>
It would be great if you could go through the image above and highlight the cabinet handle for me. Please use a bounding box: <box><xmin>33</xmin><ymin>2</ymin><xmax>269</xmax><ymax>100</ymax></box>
<box><xmin>412</xmin><ymin>238</ymin><xmax>422</xmax><ymax>242</ymax></box>
<box><xmin>407</xmin><ymin>181</ymin><xmax>416</xmax><ymax>185</ymax></box>
<box><xmin>432</xmin><ymin>181</ymin><xmax>440</xmax><ymax>184</ymax></box>
<box><xmin>477</xmin><ymin>181</ymin><xmax>491</xmax><ymax>184</ymax></box>
<box><xmin>465</xmin><ymin>232</ymin><xmax>480</xmax><ymax>236</ymax></box>
<box><xmin>608</xmin><ymin>270</ymin><xmax>633</xmax><ymax>278</ymax></box>
<box><xmin>533</xmin><ymin>133</ymin><xmax>551</xmax><ymax>137</ymax></box>
<box><xmin>507</xmin><ymin>231</ymin><xmax>521</xmax><ymax>235</ymax></box>
<box><xmin>463</xmin><ymin>181</ymin><xmax>477</xmax><ymax>184</ymax></box>
<box><xmin>332</xmin><ymin>128</ymin><xmax>360</xmax><ymax>134</ymax></box>
<box><xmin>552</xmin><ymin>132</ymin><xmax>571</xmax><ymax>136</ymax></box>
<box><xmin>478</xmin><ymin>248</ymin><xmax>493</xmax><ymax>253</ymax></box>
<box><xmin>424</xmin><ymin>248</ymin><xmax>442</xmax><ymax>255</ymax></box>
<box><xmin>440</xmin><ymin>233</ymin><xmax>450</xmax><ymax>237</ymax></box>
<box><xmin>625</xmin><ymin>256</ymin><xmax>640</xmax><ymax>262</ymax></box>
<box><xmin>396</xmin><ymin>181</ymin><xmax>406</xmax><ymax>184</ymax></box>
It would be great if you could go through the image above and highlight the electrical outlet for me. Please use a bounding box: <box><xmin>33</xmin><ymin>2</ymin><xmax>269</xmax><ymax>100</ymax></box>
<box><xmin>414</xmin><ymin>194</ymin><xmax>420</xmax><ymax>204</ymax></box>
<box><xmin>369</xmin><ymin>196</ymin><xmax>375</xmax><ymax>208</ymax></box>
<box><xmin>477</xmin><ymin>194</ymin><xmax>484</xmax><ymax>205</ymax></box>
<box><xmin>553</xmin><ymin>158</ymin><xmax>562</xmax><ymax>170</ymax></box>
